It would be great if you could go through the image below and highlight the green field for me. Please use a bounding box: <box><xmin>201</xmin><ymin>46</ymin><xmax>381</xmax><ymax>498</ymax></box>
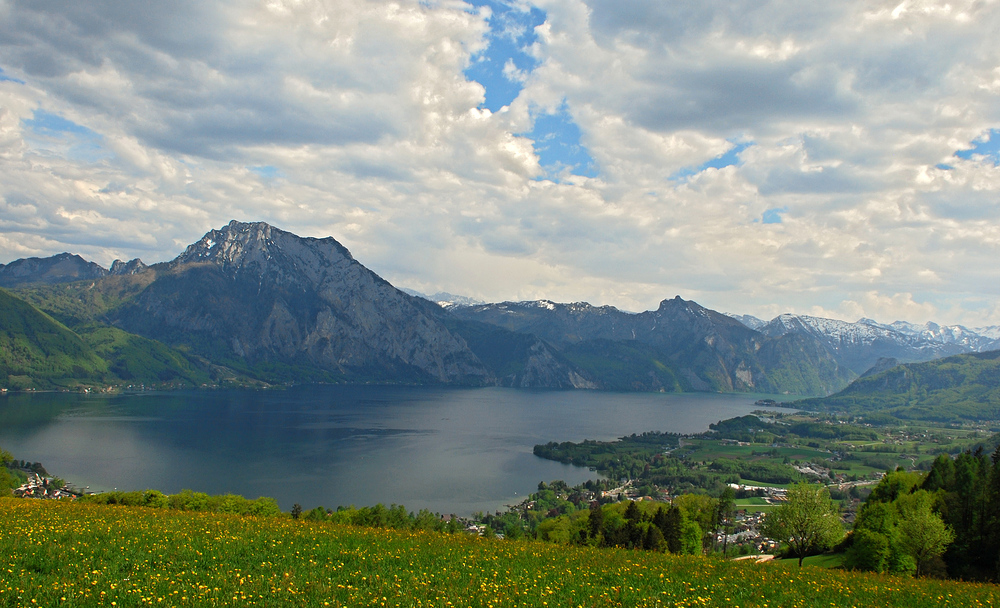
<box><xmin>799</xmin><ymin>553</ymin><xmax>846</xmax><ymax>569</ymax></box>
<box><xmin>2</xmin><ymin>498</ymin><xmax>998</xmax><ymax>607</ymax></box>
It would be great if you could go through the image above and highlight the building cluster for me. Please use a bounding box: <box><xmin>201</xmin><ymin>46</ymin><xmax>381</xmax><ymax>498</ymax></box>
<box><xmin>12</xmin><ymin>472</ymin><xmax>76</xmax><ymax>500</ymax></box>
<box><xmin>716</xmin><ymin>509</ymin><xmax>780</xmax><ymax>554</ymax></box>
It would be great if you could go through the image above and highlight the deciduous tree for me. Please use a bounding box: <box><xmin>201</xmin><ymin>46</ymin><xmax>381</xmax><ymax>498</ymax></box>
<box><xmin>763</xmin><ymin>483</ymin><xmax>844</xmax><ymax>567</ymax></box>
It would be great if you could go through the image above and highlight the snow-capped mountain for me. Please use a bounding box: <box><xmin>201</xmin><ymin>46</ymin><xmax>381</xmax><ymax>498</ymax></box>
<box><xmin>884</xmin><ymin>321</ymin><xmax>1000</xmax><ymax>352</ymax></box>
<box><xmin>725</xmin><ymin>313</ymin><xmax>767</xmax><ymax>330</ymax></box>
<box><xmin>400</xmin><ymin>289</ymin><xmax>485</xmax><ymax>308</ymax></box>
<box><xmin>729</xmin><ymin>312</ymin><xmax>996</xmax><ymax>374</ymax></box>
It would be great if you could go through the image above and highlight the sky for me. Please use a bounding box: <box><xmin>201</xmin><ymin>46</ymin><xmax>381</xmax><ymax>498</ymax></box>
<box><xmin>1</xmin><ymin>0</ymin><xmax>999</xmax><ymax>327</ymax></box>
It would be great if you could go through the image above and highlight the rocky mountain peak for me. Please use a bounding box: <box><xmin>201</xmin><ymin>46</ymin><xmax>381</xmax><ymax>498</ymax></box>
<box><xmin>176</xmin><ymin>221</ymin><xmax>279</xmax><ymax>265</ymax></box>
<box><xmin>109</xmin><ymin>258</ymin><xmax>148</xmax><ymax>276</ymax></box>
<box><xmin>171</xmin><ymin>220</ymin><xmax>356</xmax><ymax>285</ymax></box>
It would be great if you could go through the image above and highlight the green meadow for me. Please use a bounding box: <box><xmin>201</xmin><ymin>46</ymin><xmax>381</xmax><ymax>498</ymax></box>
<box><xmin>1</xmin><ymin>498</ymin><xmax>997</xmax><ymax>608</ymax></box>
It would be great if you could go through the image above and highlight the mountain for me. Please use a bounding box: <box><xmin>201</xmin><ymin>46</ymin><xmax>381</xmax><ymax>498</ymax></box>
<box><xmin>725</xmin><ymin>313</ymin><xmax>767</xmax><ymax>331</ymax></box>
<box><xmin>886</xmin><ymin>320</ymin><xmax>1000</xmax><ymax>352</ymax></box>
<box><xmin>0</xmin><ymin>253</ymin><xmax>149</xmax><ymax>288</ymax></box>
<box><xmin>449</xmin><ymin>297</ymin><xmax>853</xmax><ymax>395</ymax></box>
<box><xmin>104</xmin><ymin>221</ymin><xmax>492</xmax><ymax>385</ymax></box>
<box><xmin>6</xmin><ymin>222</ymin><xmax>593</xmax><ymax>389</ymax></box>
<box><xmin>793</xmin><ymin>350</ymin><xmax>1000</xmax><ymax>423</ymax></box>
<box><xmin>729</xmin><ymin>312</ymin><xmax>1000</xmax><ymax>371</ymax></box>
<box><xmin>758</xmin><ymin>314</ymin><xmax>969</xmax><ymax>375</ymax></box>
<box><xmin>0</xmin><ymin>253</ymin><xmax>108</xmax><ymax>287</ymax></box>
<box><xmin>15</xmin><ymin>221</ymin><xmax>990</xmax><ymax>396</ymax></box>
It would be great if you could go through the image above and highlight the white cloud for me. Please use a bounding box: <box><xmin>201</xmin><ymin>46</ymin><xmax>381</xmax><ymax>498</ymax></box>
<box><xmin>0</xmin><ymin>0</ymin><xmax>999</xmax><ymax>326</ymax></box>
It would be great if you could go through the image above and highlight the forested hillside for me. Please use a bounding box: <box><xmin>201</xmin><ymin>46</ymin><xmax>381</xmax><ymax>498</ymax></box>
<box><xmin>794</xmin><ymin>350</ymin><xmax>1000</xmax><ymax>422</ymax></box>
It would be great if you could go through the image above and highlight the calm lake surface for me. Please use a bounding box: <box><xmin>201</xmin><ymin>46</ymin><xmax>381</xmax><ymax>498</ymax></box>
<box><xmin>0</xmin><ymin>386</ymin><xmax>773</xmax><ymax>515</ymax></box>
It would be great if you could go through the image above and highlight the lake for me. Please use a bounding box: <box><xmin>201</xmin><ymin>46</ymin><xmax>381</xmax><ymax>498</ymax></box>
<box><xmin>0</xmin><ymin>386</ymin><xmax>774</xmax><ymax>515</ymax></box>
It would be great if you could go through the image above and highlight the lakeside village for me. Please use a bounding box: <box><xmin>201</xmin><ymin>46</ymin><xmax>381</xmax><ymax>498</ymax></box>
<box><xmin>6</xmin><ymin>453</ymin><xmax>878</xmax><ymax>558</ymax></box>
<box><xmin>6</xmin><ymin>460</ymin><xmax>85</xmax><ymax>500</ymax></box>
<box><xmin>485</xmin><ymin>472</ymin><xmax>879</xmax><ymax>555</ymax></box>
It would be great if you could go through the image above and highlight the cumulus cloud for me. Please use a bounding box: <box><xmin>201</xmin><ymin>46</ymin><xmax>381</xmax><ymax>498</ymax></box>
<box><xmin>0</xmin><ymin>0</ymin><xmax>999</xmax><ymax>326</ymax></box>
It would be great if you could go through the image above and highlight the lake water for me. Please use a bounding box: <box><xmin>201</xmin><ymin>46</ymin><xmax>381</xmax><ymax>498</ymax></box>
<box><xmin>0</xmin><ymin>386</ymin><xmax>772</xmax><ymax>515</ymax></box>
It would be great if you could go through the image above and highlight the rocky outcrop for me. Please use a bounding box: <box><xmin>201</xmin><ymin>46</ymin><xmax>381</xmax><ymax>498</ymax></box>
<box><xmin>109</xmin><ymin>258</ymin><xmax>148</xmax><ymax>276</ymax></box>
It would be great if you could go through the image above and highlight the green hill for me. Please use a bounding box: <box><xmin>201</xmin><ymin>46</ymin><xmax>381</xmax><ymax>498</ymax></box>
<box><xmin>0</xmin><ymin>288</ymin><xmax>109</xmax><ymax>389</ymax></box>
<box><xmin>793</xmin><ymin>350</ymin><xmax>1000</xmax><ymax>422</ymax></box>
<box><xmin>1</xmin><ymin>498</ymin><xmax>997</xmax><ymax>607</ymax></box>
<box><xmin>0</xmin><ymin>288</ymin><xmax>210</xmax><ymax>389</ymax></box>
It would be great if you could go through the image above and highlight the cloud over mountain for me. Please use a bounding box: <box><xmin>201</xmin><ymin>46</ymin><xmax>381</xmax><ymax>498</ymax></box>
<box><xmin>1</xmin><ymin>0</ymin><xmax>998</xmax><ymax>326</ymax></box>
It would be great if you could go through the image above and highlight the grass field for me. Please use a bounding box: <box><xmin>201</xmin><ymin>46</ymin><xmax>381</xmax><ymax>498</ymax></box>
<box><xmin>734</xmin><ymin>498</ymin><xmax>769</xmax><ymax>506</ymax></box>
<box><xmin>799</xmin><ymin>554</ymin><xmax>846</xmax><ymax>569</ymax></box>
<box><xmin>1</xmin><ymin>498</ymin><xmax>998</xmax><ymax>607</ymax></box>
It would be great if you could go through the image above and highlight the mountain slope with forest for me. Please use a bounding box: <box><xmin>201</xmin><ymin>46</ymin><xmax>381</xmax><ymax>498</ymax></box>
<box><xmin>793</xmin><ymin>350</ymin><xmax>1000</xmax><ymax>422</ymax></box>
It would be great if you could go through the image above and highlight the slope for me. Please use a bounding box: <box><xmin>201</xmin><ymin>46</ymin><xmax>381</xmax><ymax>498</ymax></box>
<box><xmin>0</xmin><ymin>288</ymin><xmax>108</xmax><ymax>389</ymax></box>
<box><xmin>793</xmin><ymin>350</ymin><xmax>1000</xmax><ymax>422</ymax></box>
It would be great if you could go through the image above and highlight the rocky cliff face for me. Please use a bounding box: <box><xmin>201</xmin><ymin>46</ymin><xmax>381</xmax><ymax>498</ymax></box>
<box><xmin>110</xmin><ymin>221</ymin><xmax>492</xmax><ymax>384</ymax></box>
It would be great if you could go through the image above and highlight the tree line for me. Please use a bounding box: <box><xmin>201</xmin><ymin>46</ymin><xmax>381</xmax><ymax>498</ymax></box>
<box><xmin>845</xmin><ymin>446</ymin><xmax>1000</xmax><ymax>580</ymax></box>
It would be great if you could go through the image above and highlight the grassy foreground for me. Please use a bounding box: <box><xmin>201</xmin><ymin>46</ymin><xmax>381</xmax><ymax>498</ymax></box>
<box><xmin>1</xmin><ymin>499</ymin><xmax>998</xmax><ymax>608</ymax></box>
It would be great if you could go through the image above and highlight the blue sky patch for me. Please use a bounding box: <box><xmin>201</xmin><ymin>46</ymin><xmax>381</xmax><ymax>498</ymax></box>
<box><xmin>248</xmin><ymin>165</ymin><xmax>282</xmax><ymax>179</ymax></box>
<box><xmin>24</xmin><ymin>110</ymin><xmax>98</xmax><ymax>137</ymax></box>
<box><xmin>0</xmin><ymin>67</ymin><xmax>25</xmax><ymax>84</ymax></box>
<box><xmin>670</xmin><ymin>141</ymin><xmax>753</xmax><ymax>182</ymax></box>
<box><xmin>761</xmin><ymin>207</ymin><xmax>787</xmax><ymax>224</ymax></box>
<box><xmin>935</xmin><ymin>163</ymin><xmax>954</xmax><ymax>170</ymax></box>
<box><xmin>22</xmin><ymin>109</ymin><xmax>111</xmax><ymax>163</ymax></box>
<box><xmin>955</xmin><ymin>129</ymin><xmax>1000</xmax><ymax>165</ymax></box>
<box><xmin>522</xmin><ymin>102</ymin><xmax>598</xmax><ymax>180</ymax></box>
<box><xmin>464</xmin><ymin>0</ymin><xmax>545</xmax><ymax>112</ymax></box>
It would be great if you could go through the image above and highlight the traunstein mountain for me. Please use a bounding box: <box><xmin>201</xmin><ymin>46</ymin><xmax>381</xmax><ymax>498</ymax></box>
<box><xmin>109</xmin><ymin>221</ymin><xmax>492</xmax><ymax>385</ymax></box>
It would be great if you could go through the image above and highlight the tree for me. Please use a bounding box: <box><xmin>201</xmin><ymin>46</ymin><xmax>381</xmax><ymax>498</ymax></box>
<box><xmin>896</xmin><ymin>491</ymin><xmax>954</xmax><ymax>577</ymax></box>
<box><xmin>680</xmin><ymin>516</ymin><xmax>703</xmax><ymax>555</ymax></box>
<box><xmin>716</xmin><ymin>487</ymin><xmax>736</xmax><ymax>556</ymax></box>
<box><xmin>588</xmin><ymin>501</ymin><xmax>604</xmax><ymax>540</ymax></box>
<box><xmin>845</xmin><ymin>528</ymin><xmax>892</xmax><ymax>572</ymax></box>
<box><xmin>763</xmin><ymin>483</ymin><xmax>844</xmax><ymax>567</ymax></box>
<box><xmin>673</xmin><ymin>493</ymin><xmax>718</xmax><ymax>553</ymax></box>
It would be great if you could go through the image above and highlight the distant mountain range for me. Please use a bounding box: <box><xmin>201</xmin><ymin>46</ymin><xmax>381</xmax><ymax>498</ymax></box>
<box><xmin>2</xmin><ymin>220</ymin><xmax>997</xmax><ymax>396</ymax></box>
<box><xmin>726</xmin><ymin>313</ymin><xmax>1000</xmax><ymax>376</ymax></box>
<box><xmin>400</xmin><ymin>289</ymin><xmax>486</xmax><ymax>308</ymax></box>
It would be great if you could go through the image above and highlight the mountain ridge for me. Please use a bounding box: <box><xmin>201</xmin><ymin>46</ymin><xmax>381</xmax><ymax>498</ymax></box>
<box><xmin>5</xmin><ymin>219</ymin><xmax>995</xmax><ymax>396</ymax></box>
